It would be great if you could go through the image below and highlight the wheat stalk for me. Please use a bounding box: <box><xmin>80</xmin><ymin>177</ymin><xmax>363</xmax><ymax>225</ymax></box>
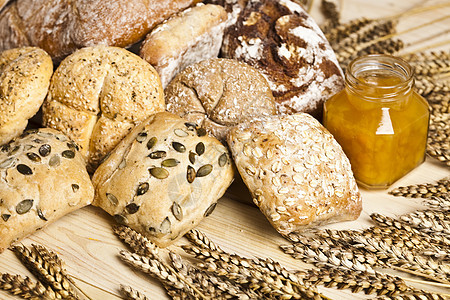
<box><xmin>0</xmin><ymin>273</ymin><xmax>64</xmax><ymax>300</ymax></box>
<box><xmin>113</xmin><ymin>225</ymin><xmax>159</xmax><ymax>258</ymax></box>
<box><xmin>120</xmin><ymin>284</ymin><xmax>150</xmax><ymax>300</ymax></box>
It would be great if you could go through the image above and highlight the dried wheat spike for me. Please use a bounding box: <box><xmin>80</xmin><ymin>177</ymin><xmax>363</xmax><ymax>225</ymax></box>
<box><xmin>428</xmin><ymin>92</ymin><xmax>450</xmax><ymax>114</ymax></box>
<box><xmin>321</xmin><ymin>0</ymin><xmax>340</xmax><ymax>28</ymax></box>
<box><xmin>323</xmin><ymin>17</ymin><xmax>373</xmax><ymax>44</ymax></box>
<box><xmin>400</xmin><ymin>210</ymin><xmax>450</xmax><ymax>236</ymax></box>
<box><xmin>402</xmin><ymin>50</ymin><xmax>450</xmax><ymax>63</ymax></box>
<box><xmin>113</xmin><ymin>225</ymin><xmax>159</xmax><ymax>258</ymax></box>
<box><xmin>410</xmin><ymin>58</ymin><xmax>450</xmax><ymax>77</ymax></box>
<box><xmin>376</xmin><ymin>290</ymin><xmax>448</xmax><ymax>300</ymax></box>
<box><xmin>120</xmin><ymin>284</ymin><xmax>150</xmax><ymax>300</ymax></box>
<box><xmin>415</xmin><ymin>76</ymin><xmax>449</xmax><ymax>96</ymax></box>
<box><xmin>389</xmin><ymin>177</ymin><xmax>450</xmax><ymax>200</ymax></box>
<box><xmin>0</xmin><ymin>273</ymin><xmax>65</xmax><ymax>300</ymax></box>
<box><xmin>185</xmin><ymin>230</ymin><xmax>224</xmax><ymax>254</ymax></box>
<box><xmin>423</xmin><ymin>195</ymin><xmax>450</xmax><ymax>211</ymax></box>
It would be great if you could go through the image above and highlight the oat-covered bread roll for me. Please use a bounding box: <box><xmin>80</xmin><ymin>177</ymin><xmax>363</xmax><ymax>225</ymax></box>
<box><xmin>227</xmin><ymin>113</ymin><xmax>362</xmax><ymax>235</ymax></box>
<box><xmin>140</xmin><ymin>4</ymin><xmax>228</xmax><ymax>88</ymax></box>
<box><xmin>42</xmin><ymin>46</ymin><xmax>165</xmax><ymax>172</ymax></box>
<box><xmin>0</xmin><ymin>128</ymin><xmax>94</xmax><ymax>253</ymax></box>
<box><xmin>0</xmin><ymin>47</ymin><xmax>52</xmax><ymax>145</ymax></box>
<box><xmin>221</xmin><ymin>0</ymin><xmax>344</xmax><ymax>118</ymax></box>
<box><xmin>0</xmin><ymin>0</ymin><xmax>198</xmax><ymax>62</ymax></box>
<box><xmin>165</xmin><ymin>58</ymin><xmax>277</xmax><ymax>142</ymax></box>
<box><xmin>92</xmin><ymin>112</ymin><xmax>234</xmax><ymax>247</ymax></box>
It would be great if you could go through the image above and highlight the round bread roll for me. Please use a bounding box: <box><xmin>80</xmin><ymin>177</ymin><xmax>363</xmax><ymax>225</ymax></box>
<box><xmin>140</xmin><ymin>4</ymin><xmax>228</xmax><ymax>88</ymax></box>
<box><xmin>165</xmin><ymin>58</ymin><xmax>277</xmax><ymax>142</ymax></box>
<box><xmin>0</xmin><ymin>47</ymin><xmax>53</xmax><ymax>145</ymax></box>
<box><xmin>227</xmin><ymin>113</ymin><xmax>362</xmax><ymax>235</ymax></box>
<box><xmin>0</xmin><ymin>128</ymin><xmax>94</xmax><ymax>253</ymax></box>
<box><xmin>92</xmin><ymin>112</ymin><xmax>234</xmax><ymax>247</ymax></box>
<box><xmin>42</xmin><ymin>46</ymin><xmax>165</xmax><ymax>172</ymax></box>
<box><xmin>221</xmin><ymin>0</ymin><xmax>344</xmax><ymax>119</ymax></box>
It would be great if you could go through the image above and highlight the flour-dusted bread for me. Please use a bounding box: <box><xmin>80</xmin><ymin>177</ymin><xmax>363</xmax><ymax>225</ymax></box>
<box><xmin>92</xmin><ymin>112</ymin><xmax>234</xmax><ymax>247</ymax></box>
<box><xmin>0</xmin><ymin>128</ymin><xmax>94</xmax><ymax>253</ymax></box>
<box><xmin>140</xmin><ymin>4</ymin><xmax>228</xmax><ymax>88</ymax></box>
<box><xmin>42</xmin><ymin>46</ymin><xmax>165</xmax><ymax>172</ymax></box>
<box><xmin>221</xmin><ymin>0</ymin><xmax>344</xmax><ymax>119</ymax></box>
<box><xmin>0</xmin><ymin>0</ymin><xmax>198</xmax><ymax>62</ymax></box>
<box><xmin>227</xmin><ymin>113</ymin><xmax>362</xmax><ymax>235</ymax></box>
<box><xmin>165</xmin><ymin>58</ymin><xmax>277</xmax><ymax>142</ymax></box>
<box><xmin>0</xmin><ymin>47</ymin><xmax>52</xmax><ymax>145</ymax></box>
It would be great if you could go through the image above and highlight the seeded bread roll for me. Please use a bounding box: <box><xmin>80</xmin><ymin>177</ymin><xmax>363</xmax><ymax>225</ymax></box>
<box><xmin>42</xmin><ymin>46</ymin><xmax>165</xmax><ymax>172</ymax></box>
<box><xmin>0</xmin><ymin>47</ymin><xmax>53</xmax><ymax>145</ymax></box>
<box><xmin>227</xmin><ymin>113</ymin><xmax>362</xmax><ymax>235</ymax></box>
<box><xmin>0</xmin><ymin>128</ymin><xmax>94</xmax><ymax>253</ymax></box>
<box><xmin>140</xmin><ymin>4</ymin><xmax>228</xmax><ymax>88</ymax></box>
<box><xmin>165</xmin><ymin>58</ymin><xmax>277</xmax><ymax>142</ymax></box>
<box><xmin>92</xmin><ymin>112</ymin><xmax>234</xmax><ymax>247</ymax></box>
<box><xmin>221</xmin><ymin>0</ymin><xmax>344</xmax><ymax>118</ymax></box>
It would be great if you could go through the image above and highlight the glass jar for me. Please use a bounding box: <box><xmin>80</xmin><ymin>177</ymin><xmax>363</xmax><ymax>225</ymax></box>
<box><xmin>323</xmin><ymin>54</ymin><xmax>430</xmax><ymax>189</ymax></box>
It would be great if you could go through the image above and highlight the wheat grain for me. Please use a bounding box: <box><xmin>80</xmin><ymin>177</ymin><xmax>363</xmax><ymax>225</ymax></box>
<box><xmin>120</xmin><ymin>284</ymin><xmax>150</xmax><ymax>300</ymax></box>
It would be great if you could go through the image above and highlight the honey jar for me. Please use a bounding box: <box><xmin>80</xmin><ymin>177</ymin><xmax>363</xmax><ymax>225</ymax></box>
<box><xmin>323</xmin><ymin>54</ymin><xmax>430</xmax><ymax>189</ymax></box>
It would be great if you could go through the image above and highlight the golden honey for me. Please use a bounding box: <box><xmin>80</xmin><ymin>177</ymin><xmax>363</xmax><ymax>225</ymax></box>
<box><xmin>324</xmin><ymin>54</ymin><xmax>430</xmax><ymax>189</ymax></box>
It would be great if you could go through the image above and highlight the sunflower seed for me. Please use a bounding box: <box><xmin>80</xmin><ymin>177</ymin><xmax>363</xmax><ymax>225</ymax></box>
<box><xmin>137</xmin><ymin>182</ymin><xmax>149</xmax><ymax>195</ymax></box>
<box><xmin>187</xmin><ymin>166</ymin><xmax>196</xmax><ymax>183</ymax></box>
<box><xmin>26</xmin><ymin>152</ymin><xmax>41</xmax><ymax>163</ymax></box>
<box><xmin>62</xmin><ymin>150</ymin><xmax>75</xmax><ymax>159</ymax></box>
<box><xmin>72</xmin><ymin>184</ymin><xmax>79</xmax><ymax>192</ymax></box>
<box><xmin>118</xmin><ymin>159</ymin><xmax>126</xmax><ymax>169</ymax></box>
<box><xmin>48</xmin><ymin>155</ymin><xmax>60</xmax><ymax>167</ymax></box>
<box><xmin>0</xmin><ymin>157</ymin><xmax>15</xmax><ymax>169</ymax></box>
<box><xmin>136</xmin><ymin>132</ymin><xmax>148</xmax><ymax>143</ymax></box>
<box><xmin>114</xmin><ymin>214</ymin><xmax>128</xmax><ymax>225</ymax></box>
<box><xmin>16</xmin><ymin>199</ymin><xmax>34</xmax><ymax>214</ymax></box>
<box><xmin>197</xmin><ymin>128</ymin><xmax>207</xmax><ymax>137</ymax></box>
<box><xmin>172</xmin><ymin>142</ymin><xmax>186</xmax><ymax>153</ymax></box>
<box><xmin>149</xmin><ymin>151</ymin><xmax>166</xmax><ymax>159</ymax></box>
<box><xmin>37</xmin><ymin>208</ymin><xmax>47</xmax><ymax>221</ymax></box>
<box><xmin>171</xmin><ymin>202</ymin><xmax>183</xmax><ymax>221</ymax></box>
<box><xmin>174</xmin><ymin>128</ymin><xmax>189</xmax><ymax>137</ymax></box>
<box><xmin>1</xmin><ymin>214</ymin><xmax>10</xmax><ymax>222</ymax></box>
<box><xmin>33</xmin><ymin>138</ymin><xmax>45</xmax><ymax>144</ymax></box>
<box><xmin>160</xmin><ymin>217</ymin><xmax>171</xmax><ymax>234</ymax></box>
<box><xmin>196</xmin><ymin>142</ymin><xmax>205</xmax><ymax>156</ymax></box>
<box><xmin>162</xmin><ymin>158</ymin><xmax>180</xmax><ymax>167</ymax></box>
<box><xmin>218</xmin><ymin>153</ymin><xmax>228</xmax><ymax>167</ymax></box>
<box><xmin>39</xmin><ymin>144</ymin><xmax>51</xmax><ymax>157</ymax></box>
<box><xmin>17</xmin><ymin>164</ymin><xmax>33</xmax><ymax>175</ymax></box>
<box><xmin>197</xmin><ymin>164</ymin><xmax>213</xmax><ymax>177</ymax></box>
<box><xmin>189</xmin><ymin>151</ymin><xmax>196</xmax><ymax>164</ymax></box>
<box><xmin>126</xmin><ymin>203</ymin><xmax>140</xmax><ymax>214</ymax></box>
<box><xmin>204</xmin><ymin>203</ymin><xmax>217</xmax><ymax>217</ymax></box>
<box><xmin>150</xmin><ymin>167</ymin><xmax>169</xmax><ymax>179</ymax></box>
<box><xmin>107</xmin><ymin>193</ymin><xmax>119</xmax><ymax>206</ymax></box>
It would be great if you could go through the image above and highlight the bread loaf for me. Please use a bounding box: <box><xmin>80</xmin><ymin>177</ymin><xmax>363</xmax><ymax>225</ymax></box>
<box><xmin>92</xmin><ymin>112</ymin><xmax>234</xmax><ymax>247</ymax></box>
<box><xmin>227</xmin><ymin>113</ymin><xmax>362</xmax><ymax>235</ymax></box>
<box><xmin>0</xmin><ymin>47</ymin><xmax>53</xmax><ymax>145</ymax></box>
<box><xmin>42</xmin><ymin>46</ymin><xmax>165</xmax><ymax>172</ymax></box>
<box><xmin>140</xmin><ymin>4</ymin><xmax>228</xmax><ymax>88</ymax></box>
<box><xmin>221</xmin><ymin>0</ymin><xmax>344</xmax><ymax>119</ymax></box>
<box><xmin>0</xmin><ymin>128</ymin><xmax>94</xmax><ymax>253</ymax></box>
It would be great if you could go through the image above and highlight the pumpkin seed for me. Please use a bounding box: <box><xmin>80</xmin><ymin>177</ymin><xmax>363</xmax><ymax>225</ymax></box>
<box><xmin>196</xmin><ymin>142</ymin><xmax>205</xmax><ymax>156</ymax></box>
<box><xmin>189</xmin><ymin>151</ymin><xmax>196</xmax><ymax>164</ymax></box>
<box><xmin>150</xmin><ymin>167</ymin><xmax>169</xmax><ymax>179</ymax></box>
<box><xmin>147</xmin><ymin>137</ymin><xmax>157</xmax><ymax>150</ymax></box>
<box><xmin>1</xmin><ymin>144</ymin><xmax>10</xmax><ymax>152</ymax></box>
<box><xmin>107</xmin><ymin>193</ymin><xmax>119</xmax><ymax>206</ymax></box>
<box><xmin>171</xmin><ymin>202</ymin><xmax>183</xmax><ymax>221</ymax></box>
<box><xmin>48</xmin><ymin>155</ymin><xmax>60</xmax><ymax>167</ymax></box>
<box><xmin>17</xmin><ymin>164</ymin><xmax>33</xmax><ymax>175</ymax></box>
<box><xmin>197</xmin><ymin>128</ymin><xmax>207</xmax><ymax>137</ymax></box>
<box><xmin>172</xmin><ymin>142</ymin><xmax>186</xmax><ymax>153</ymax></box>
<box><xmin>137</xmin><ymin>182</ymin><xmax>149</xmax><ymax>195</ymax></box>
<box><xmin>118</xmin><ymin>159</ymin><xmax>126</xmax><ymax>169</ymax></box>
<box><xmin>113</xmin><ymin>214</ymin><xmax>128</xmax><ymax>225</ymax></box>
<box><xmin>16</xmin><ymin>199</ymin><xmax>34</xmax><ymax>214</ymax></box>
<box><xmin>72</xmin><ymin>184</ymin><xmax>79</xmax><ymax>193</ymax></box>
<box><xmin>39</xmin><ymin>144</ymin><xmax>51</xmax><ymax>157</ymax></box>
<box><xmin>162</xmin><ymin>158</ymin><xmax>179</xmax><ymax>167</ymax></box>
<box><xmin>126</xmin><ymin>203</ymin><xmax>140</xmax><ymax>214</ymax></box>
<box><xmin>160</xmin><ymin>217</ymin><xmax>171</xmax><ymax>234</ymax></box>
<box><xmin>24</xmin><ymin>145</ymin><xmax>35</xmax><ymax>151</ymax></box>
<box><xmin>204</xmin><ymin>203</ymin><xmax>217</xmax><ymax>217</ymax></box>
<box><xmin>174</xmin><ymin>129</ymin><xmax>188</xmax><ymax>137</ymax></box>
<box><xmin>136</xmin><ymin>132</ymin><xmax>148</xmax><ymax>143</ymax></box>
<box><xmin>218</xmin><ymin>153</ymin><xmax>228</xmax><ymax>167</ymax></box>
<box><xmin>185</xmin><ymin>122</ymin><xmax>198</xmax><ymax>130</ymax></box>
<box><xmin>0</xmin><ymin>157</ymin><xmax>15</xmax><ymax>169</ymax></box>
<box><xmin>37</xmin><ymin>208</ymin><xmax>47</xmax><ymax>221</ymax></box>
<box><xmin>187</xmin><ymin>166</ymin><xmax>196</xmax><ymax>183</ymax></box>
<box><xmin>27</xmin><ymin>152</ymin><xmax>41</xmax><ymax>163</ymax></box>
<box><xmin>197</xmin><ymin>164</ymin><xmax>213</xmax><ymax>177</ymax></box>
<box><xmin>62</xmin><ymin>150</ymin><xmax>75</xmax><ymax>159</ymax></box>
<box><xmin>149</xmin><ymin>151</ymin><xmax>166</xmax><ymax>159</ymax></box>
<box><xmin>9</xmin><ymin>145</ymin><xmax>21</xmax><ymax>156</ymax></box>
<box><xmin>33</xmin><ymin>138</ymin><xmax>45</xmax><ymax>144</ymax></box>
<box><xmin>67</xmin><ymin>142</ymin><xmax>79</xmax><ymax>151</ymax></box>
<box><xmin>1</xmin><ymin>214</ymin><xmax>10</xmax><ymax>222</ymax></box>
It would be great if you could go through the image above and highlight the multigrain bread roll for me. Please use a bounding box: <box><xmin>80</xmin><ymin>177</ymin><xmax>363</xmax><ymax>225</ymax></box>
<box><xmin>221</xmin><ymin>0</ymin><xmax>344</xmax><ymax>119</ymax></box>
<box><xmin>42</xmin><ymin>46</ymin><xmax>165</xmax><ymax>172</ymax></box>
<box><xmin>0</xmin><ymin>47</ymin><xmax>53</xmax><ymax>145</ymax></box>
<box><xmin>165</xmin><ymin>58</ymin><xmax>277</xmax><ymax>142</ymax></box>
<box><xmin>92</xmin><ymin>112</ymin><xmax>234</xmax><ymax>247</ymax></box>
<box><xmin>0</xmin><ymin>128</ymin><xmax>94</xmax><ymax>253</ymax></box>
<box><xmin>0</xmin><ymin>0</ymin><xmax>198</xmax><ymax>62</ymax></box>
<box><xmin>227</xmin><ymin>113</ymin><xmax>362</xmax><ymax>235</ymax></box>
<box><xmin>140</xmin><ymin>4</ymin><xmax>228</xmax><ymax>88</ymax></box>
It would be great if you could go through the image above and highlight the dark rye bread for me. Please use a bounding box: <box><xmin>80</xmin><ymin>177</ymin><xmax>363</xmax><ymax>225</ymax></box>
<box><xmin>221</xmin><ymin>0</ymin><xmax>344</xmax><ymax>119</ymax></box>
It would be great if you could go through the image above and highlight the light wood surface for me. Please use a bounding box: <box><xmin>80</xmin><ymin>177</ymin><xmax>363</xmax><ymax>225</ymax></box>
<box><xmin>1</xmin><ymin>0</ymin><xmax>449</xmax><ymax>299</ymax></box>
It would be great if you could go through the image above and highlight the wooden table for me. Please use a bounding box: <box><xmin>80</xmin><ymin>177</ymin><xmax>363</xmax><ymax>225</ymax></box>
<box><xmin>1</xmin><ymin>0</ymin><xmax>449</xmax><ymax>299</ymax></box>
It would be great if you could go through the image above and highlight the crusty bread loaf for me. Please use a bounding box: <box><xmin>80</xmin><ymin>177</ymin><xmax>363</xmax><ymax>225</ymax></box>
<box><xmin>140</xmin><ymin>4</ymin><xmax>228</xmax><ymax>88</ymax></box>
<box><xmin>0</xmin><ymin>0</ymin><xmax>198</xmax><ymax>62</ymax></box>
<box><xmin>0</xmin><ymin>128</ymin><xmax>94</xmax><ymax>253</ymax></box>
<box><xmin>165</xmin><ymin>58</ymin><xmax>277</xmax><ymax>142</ymax></box>
<box><xmin>92</xmin><ymin>112</ymin><xmax>234</xmax><ymax>247</ymax></box>
<box><xmin>42</xmin><ymin>46</ymin><xmax>165</xmax><ymax>172</ymax></box>
<box><xmin>0</xmin><ymin>47</ymin><xmax>53</xmax><ymax>145</ymax></box>
<box><xmin>227</xmin><ymin>113</ymin><xmax>362</xmax><ymax>235</ymax></box>
<box><xmin>221</xmin><ymin>0</ymin><xmax>344</xmax><ymax>119</ymax></box>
